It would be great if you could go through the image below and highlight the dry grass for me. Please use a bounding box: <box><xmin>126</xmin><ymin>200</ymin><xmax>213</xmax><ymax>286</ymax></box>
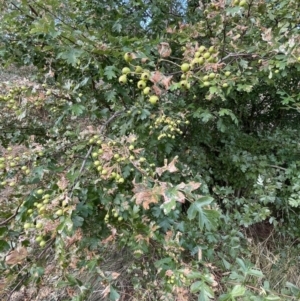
<box><xmin>245</xmin><ymin>223</ymin><xmax>300</xmax><ymax>293</ymax></box>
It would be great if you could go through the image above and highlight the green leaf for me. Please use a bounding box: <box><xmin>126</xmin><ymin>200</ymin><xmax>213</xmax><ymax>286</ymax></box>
<box><xmin>186</xmin><ymin>271</ymin><xmax>203</xmax><ymax>279</ymax></box>
<box><xmin>0</xmin><ymin>239</ymin><xmax>10</xmax><ymax>252</ymax></box>
<box><xmin>58</xmin><ymin>48</ymin><xmax>84</xmax><ymax>66</ymax></box>
<box><xmin>65</xmin><ymin>274</ymin><xmax>81</xmax><ymax>286</ymax></box>
<box><xmin>70</xmin><ymin>104</ymin><xmax>85</xmax><ymax>116</ymax></box>
<box><xmin>154</xmin><ymin>257</ymin><xmax>173</xmax><ymax>269</ymax></box>
<box><xmin>105</xmin><ymin>90</ymin><xmax>117</xmax><ymax>102</ymax></box>
<box><xmin>0</xmin><ymin>227</ymin><xmax>8</xmax><ymax>237</ymax></box>
<box><xmin>265</xmin><ymin>296</ymin><xmax>281</xmax><ymax>300</ymax></box>
<box><xmin>190</xmin><ymin>281</ymin><xmax>202</xmax><ymax>293</ymax></box>
<box><xmin>231</xmin><ymin>285</ymin><xmax>246</xmax><ymax>297</ymax></box>
<box><xmin>187</xmin><ymin>196</ymin><xmax>220</xmax><ymax>231</ymax></box>
<box><xmin>104</xmin><ymin>66</ymin><xmax>117</xmax><ymax>80</ymax></box>
<box><xmin>72</xmin><ymin>215</ymin><xmax>84</xmax><ymax>228</ymax></box>
<box><xmin>109</xmin><ymin>285</ymin><xmax>120</xmax><ymax>301</ymax></box>
<box><xmin>112</xmin><ymin>22</ymin><xmax>122</xmax><ymax>33</ymax></box>
<box><xmin>248</xmin><ymin>268</ymin><xmax>264</xmax><ymax>278</ymax></box>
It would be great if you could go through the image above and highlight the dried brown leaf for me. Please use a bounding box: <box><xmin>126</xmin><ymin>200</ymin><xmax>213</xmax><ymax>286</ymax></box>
<box><xmin>157</xmin><ymin>42</ymin><xmax>172</xmax><ymax>58</ymax></box>
<box><xmin>261</xmin><ymin>27</ymin><xmax>273</xmax><ymax>43</ymax></box>
<box><xmin>102</xmin><ymin>286</ymin><xmax>110</xmax><ymax>298</ymax></box>
<box><xmin>57</xmin><ymin>175</ymin><xmax>68</xmax><ymax>190</ymax></box>
<box><xmin>6</xmin><ymin>247</ymin><xmax>27</xmax><ymax>265</ymax></box>
<box><xmin>177</xmin><ymin>181</ymin><xmax>201</xmax><ymax>192</ymax></box>
<box><xmin>111</xmin><ymin>272</ymin><xmax>120</xmax><ymax>280</ymax></box>
<box><xmin>166</xmin><ymin>26</ymin><xmax>176</xmax><ymax>33</ymax></box>
<box><xmin>101</xmin><ymin>144</ymin><xmax>114</xmax><ymax>161</ymax></box>
<box><xmin>162</xmin><ymin>189</ymin><xmax>185</xmax><ymax>204</ymax></box>
<box><xmin>162</xmin><ymin>76</ymin><xmax>173</xmax><ymax>89</ymax></box>
<box><xmin>165</xmin><ymin>269</ymin><xmax>174</xmax><ymax>277</ymax></box>
<box><xmin>152</xmin><ymin>84</ymin><xmax>163</xmax><ymax>96</ymax></box>
<box><xmin>102</xmin><ymin>227</ymin><xmax>117</xmax><ymax>243</ymax></box>
<box><xmin>175</xmin><ymin>286</ymin><xmax>189</xmax><ymax>301</ymax></box>
<box><xmin>132</xmin><ymin>182</ymin><xmax>163</xmax><ymax>209</ymax></box>
<box><xmin>156</xmin><ymin>156</ymin><xmax>179</xmax><ymax>176</ymax></box>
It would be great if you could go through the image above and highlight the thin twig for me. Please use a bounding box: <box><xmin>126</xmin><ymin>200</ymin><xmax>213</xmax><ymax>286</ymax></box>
<box><xmin>267</xmin><ymin>164</ymin><xmax>287</xmax><ymax>171</ymax></box>
<box><xmin>6</xmin><ymin>274</ymin><xmax>28</xmax><ymax>301</ymax></box>
<box><xmin>37</xmin><ymin>238</ymin><xmax>56</xmax><ymax>260</ymax></box>
<box><xmin>219</xmin><ymin>52</ymin><xmax>256</xmax><ymax>63</ymax></box>
<box><xmin>0</xmin><ymin>204</ymin><xmax>21</xmax><ymax>226</ymax></box>
<box><xmin>69</xmin><ymin>111</ymin><xmax>124</xmax><ymax>198</ymax></box>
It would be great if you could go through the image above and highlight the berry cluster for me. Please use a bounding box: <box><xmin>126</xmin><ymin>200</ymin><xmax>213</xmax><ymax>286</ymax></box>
<box><xmin>119</xmin><ymin>52</ymin><xmax>159</xmax><ymax>105</ymax></box>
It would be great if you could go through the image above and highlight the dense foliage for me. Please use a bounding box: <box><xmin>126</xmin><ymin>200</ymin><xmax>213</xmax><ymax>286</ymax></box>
<box><xmin>1</xmin><ymin>0</ymin><xmax>300</xmax><ymax>300</ymax></box>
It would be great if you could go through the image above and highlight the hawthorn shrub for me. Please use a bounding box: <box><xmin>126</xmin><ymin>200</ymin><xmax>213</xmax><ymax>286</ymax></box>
<box><xmin>1</xmin><ymin>0</ymin><xmax>300</xmax><ymax>300</ymax></box>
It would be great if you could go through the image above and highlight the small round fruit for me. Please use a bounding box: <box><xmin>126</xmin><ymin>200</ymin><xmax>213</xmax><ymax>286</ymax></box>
<box><xmin>24</xmin><ymin>223</ymin><xmax>31</xmax><ymax>229</ymax></box>
<box><xmin>35</xmin><ymin>236</ymin><xmax>43</xmax><ymax>242</ymax></box>
<box><xmin>222</xmin><ymin>83</ymin><xmax>229</xmax><ymax>88</ymax></box>
<box><xmin>180</xmin><ymin>80</ymin><xmax>188</xmax><ymax>89</ymax></box>
<box><xmin>141</xmin><ymin>72</ymin><xmax>150</xmax><ymax>81</ymax></box>
<box><xmin>137</xmin><ymin>80</ymin><xmax>147</xmax><ymax>89</ymax></box>
<box><xmin>92</xmin><ymin>152</ymin><xmax>98</xmax><ymax>158</ymax></box>
<box><xmin>94</xmin><ymin>160</ymin><xmax>100</xmax><ymax>166</ymax></box>
<box><xmin>129</xmin><ymin>145</ymin><xmax>134</xmax><ymax>150</ymax></box>
<box><xmin>118</xmin><ymin>74</ymin><xmax>127</xmax><ymax>84</ymax></box>
<box><xmin>194</xmin><ymin>51</ymin><xmax>201</xmax><ymax>58</ymax></box>
<box><xmin>209</xmin><ymin>72</ymin><xmax>216</xmax><ymax>79</ymax></box>
<box><xmin>37</xmin><ymin>189</ymin><xmax>43</xmax><ymax>195</ymax></box>
<box><xmin>39</xmin><ymin>240</ymin><xmax>46</xmax><ymax>247</ymax></box>
<box><xmin>9</xmin><ymin>182</ymin><xmax>16</xmax><ymax>187</ymax></box>
<box><xmin>118</xmin><ymin>216</ymin><xmax>123</xmax><ymax>221</ymax></box>
<box><xmin>118</xmin><ymin>178</ymin><xmax>124</xmax><ymax>183</ymax></box>
<box><xmin>124</xmin><ymin>52</ymin><xmax>133</xmax><ymax>62</ymax></box>
<box><xmin>181</xmin><ymin>63</ymin><xmax>190</xmax><ymax>73</ymax></box>
<box><xmin>135</xmin><ymin>65</ymin><xmax>143</xmax><ymax>73</ymax></box>
<box><xmin>191</xmin><ymin>58</ymin><xmax>198</xmax><ymax>66</ymax></box>
<box><xmin>298</xmin><ymin>57</ymin><xmax>300</xmax><ymax>62</ymax></box>
<box><xmin>274</xmin><ymin>69</ymin><xmax>279</xmax><ymax>74</ymax></box>
<box><xmin>36</xmin><ymin>222</ymin><xmax>43</xmax><ymax>229</ymax></box>
<box><xmin>225</xmin><ymin>71</ymin><xmax>231</xmax><ymax>77</ymax></box>
<box><xmin>149</xmin><ymin>95</ymin><xmax>159</xmax><ymax>105</ymax></box>
<box><xmin>203</xmin><ymin>75</ymin><xmax>209</xmax><ymax>81</ymax></box>
<box><xmin>197</xmin><ymin>57</ymin><xmax>204</xmax><ymax>65</ymax></box>
<box><xmin>122</xmin><ymin>67</ymin><xmax>131</xmax><ymax>74</ymax></box>
<box><xmin>203</xmin><ymin>52</ymin><xmax>211</xmax><ymax>59</ymax></box>
<box><xmin>203</xmin><ymin>81</ymin><xmax>210</xmax><ymax>87</ymax></box>
<box><xmin>239</xmin><ymin>0</ymin><xmax>247</xmax><ymax>6</ymax></box>
<box><xmin>143</xmin><ymin>87</ymin><xmax>151</xmax><ymax>95</ymax></box>
<box><xmin>56</xmin><ymin>209</ymin><xmax>63</xmax><ymax>216</ymax></box>
<box><xmin>198</xmin><ymin>46</ymin><xmax>206</xmax><ymax>53</ymax></box>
